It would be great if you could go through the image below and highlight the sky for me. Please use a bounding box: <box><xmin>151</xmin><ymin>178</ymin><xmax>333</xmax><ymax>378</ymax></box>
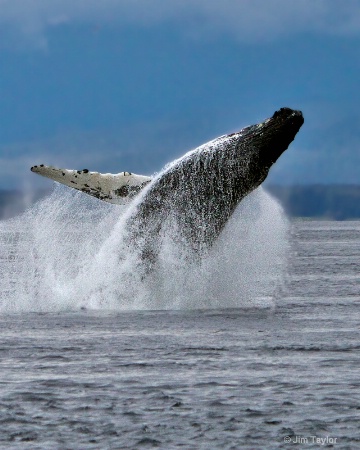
<box><xmin>0</xmin><ymin>0</ymin><xmax>360</xmax><ymax>190</ymax></box>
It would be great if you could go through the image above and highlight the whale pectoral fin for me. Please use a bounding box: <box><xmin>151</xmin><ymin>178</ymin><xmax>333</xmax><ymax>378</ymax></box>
<box><xmin>30</xmin><ymin>165</ymin><xmax>152</xmax><ymax>205</ymax></box>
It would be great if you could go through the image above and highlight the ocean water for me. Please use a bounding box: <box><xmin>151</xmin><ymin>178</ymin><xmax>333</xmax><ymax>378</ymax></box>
<box><xmin>0</xmin><ymin>187</ymin><xmax>359</xmax><ymax>449</ymax></box>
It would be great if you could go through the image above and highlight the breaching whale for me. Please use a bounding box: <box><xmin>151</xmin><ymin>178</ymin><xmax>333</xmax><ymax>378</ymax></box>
<box><xmin>31</xmin><ymin>107</ymin><xmax>304</xmax><ymax>262</ymax></box>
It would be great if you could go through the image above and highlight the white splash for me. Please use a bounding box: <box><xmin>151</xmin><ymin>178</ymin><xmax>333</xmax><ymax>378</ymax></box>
<box><xmin>0</xmin><ymin>184</ymin><xmax>289</xmax><ymax>312</ymax></box>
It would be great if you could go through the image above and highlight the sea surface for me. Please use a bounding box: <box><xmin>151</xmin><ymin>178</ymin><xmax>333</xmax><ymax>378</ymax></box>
<box><xmin>0</xmin><ymin>200</ymin><xmax>359</xmax><ymax>448</ymax></box>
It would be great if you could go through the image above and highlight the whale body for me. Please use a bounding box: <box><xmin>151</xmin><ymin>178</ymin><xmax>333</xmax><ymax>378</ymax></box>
<box><xmin>31</xmin><ymin>107</ymin><xmax>304</xmax><ymax>264</ymax></box>
<box><xmin>125</xmin><ymin>107</ymin><xmax>304</xmax><ymax>263</ymax></box>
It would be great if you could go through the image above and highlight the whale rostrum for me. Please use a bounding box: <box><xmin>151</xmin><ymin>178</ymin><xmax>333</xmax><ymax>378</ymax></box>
<box><xmin>31</xmin><ymin>107</ymin><xmax>304</xmax><ymax>258</ymax></box>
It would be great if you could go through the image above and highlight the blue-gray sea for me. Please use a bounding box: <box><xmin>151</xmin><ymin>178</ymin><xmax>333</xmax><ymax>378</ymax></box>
<box><xmin>0</xmin><ymin>188</ymin><xmax>359</xmax><ymax>449</ymax></box>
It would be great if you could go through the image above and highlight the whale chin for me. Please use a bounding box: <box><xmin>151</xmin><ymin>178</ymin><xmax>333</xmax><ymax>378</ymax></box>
<box><xmin>30</xmin><ymin>107</ymin><xmax>304</xmax><ymax>267</ymax></box>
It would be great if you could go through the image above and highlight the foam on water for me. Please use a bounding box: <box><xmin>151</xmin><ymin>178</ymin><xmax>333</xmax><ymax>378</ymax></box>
<box><xmin>0</xmin><ymin>184</ymin><xmax>289</xmax><ymax>312</ymax></box>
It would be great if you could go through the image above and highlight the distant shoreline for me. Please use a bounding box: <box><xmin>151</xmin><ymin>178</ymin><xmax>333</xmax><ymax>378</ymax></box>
<box><xmin>266</xmin><ymin>185</ymin><xmax>360</xmax><ymax>221</ymax></box>
<box><xmin>1</xmin><ymin>185</ymin><xmax>360</xmax><ymax>221</ymax></box>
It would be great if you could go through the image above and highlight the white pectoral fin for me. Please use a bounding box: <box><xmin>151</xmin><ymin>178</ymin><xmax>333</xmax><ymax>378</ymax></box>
<box><xmin>30</xmin><ymin>165</ymin><xmax>152</xmax><ymax>205</ymax></box>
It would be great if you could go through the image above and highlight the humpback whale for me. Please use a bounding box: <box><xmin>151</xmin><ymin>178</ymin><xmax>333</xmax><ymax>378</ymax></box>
<box><xmin>31</xmin><ymin>107</ymin><xmax>304</xmax><ymax>262</ymax></box>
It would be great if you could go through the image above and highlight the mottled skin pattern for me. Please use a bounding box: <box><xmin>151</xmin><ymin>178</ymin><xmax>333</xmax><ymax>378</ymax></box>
<box><xmin>30</xmin><ymin>166</ymin><xmax>151</xmax><ymax>205</ymax></box>
<box><xmin>126</xmin><ymin>108</ymin><xmax>304</xmax><ymax>263</ymax></box>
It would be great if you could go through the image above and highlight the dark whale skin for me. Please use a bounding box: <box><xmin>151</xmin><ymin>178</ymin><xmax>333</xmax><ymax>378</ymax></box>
<box><xmin>126</xmin><ymin>107</ymin><xmax>304</xmax><ymax>260</ymax></box>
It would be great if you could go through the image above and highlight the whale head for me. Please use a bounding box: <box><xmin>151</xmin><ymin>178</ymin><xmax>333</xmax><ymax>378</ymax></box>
<box><xmin>236</xmin><ymin>107</ymin><xmax>304</xmax><ymax>170</ymax></box>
